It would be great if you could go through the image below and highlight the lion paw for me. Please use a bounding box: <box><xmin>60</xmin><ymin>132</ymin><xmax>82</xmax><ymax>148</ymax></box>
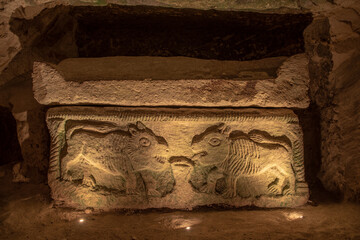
<box><xmin>200</xmin><ymin>184</ymin><xmax>216</xmax><ymax>194</ymax></box>
<box><xmin>82</xmin><ymin>175</ymin><xmax>96</xmax><ymax>188</ymax></box>
<box><xmin>222</xmin><ymin>189</ymin><xmax>237</xmax><ymax>198</ymax></box>
<box><xmin>283</xmin><ymin>188</ymin><xmax>294</xmax><ymax>196</ymax></box>
<box><xmin>268</xmin><ymin>185</ymin><xmax>281</xmax><ymax>195</ymax></box>
<box><xmin>268</xmin><ymin>185</ymin><xmax>286</xmax><ymax>195</ymax></box>
<box><xmin>147</xmin><ymin>189</ymin><xmax>162</xmax><ymax>197</ymax></box>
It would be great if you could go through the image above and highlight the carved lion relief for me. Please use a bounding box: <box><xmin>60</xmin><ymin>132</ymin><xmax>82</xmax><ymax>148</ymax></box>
<box><xmin>46</xmin><ymin>107</ymin><xmax>308</xmax><ymax>209</ymax></box>
<box><xmin>189</xmin><ymin>123</ymin><xmax>297</xmax><ymax>198</ymax></box>
<box><xmin>58</xmin><ymin>120</ymin><xmax>175</xmax><ymax>198</ymax></box>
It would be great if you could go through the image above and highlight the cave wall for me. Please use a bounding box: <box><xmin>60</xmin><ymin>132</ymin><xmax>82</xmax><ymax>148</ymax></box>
<box><xmin>0</xmin><ymin>0</ymin><xmax>359</xmax><ymax>201</ymax></box>
<box><xmin>327</xmin><ymin>5</ymin><xmax>360</xmax><ymax>201</ymax></box>
<box><xmin>304</xmin><ymin>2</ymin><xmax>360</xmax><ymax>201</ymax></box>
<box><xmin>0</xmin><ymin>106</ymin><xmax>22</xmax><ymax>165</ymax></box>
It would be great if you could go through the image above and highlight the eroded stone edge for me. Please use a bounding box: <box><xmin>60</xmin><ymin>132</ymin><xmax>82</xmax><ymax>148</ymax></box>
<box><xmin>33</xmin><ymin>54</ymin><xmax>310</xmax><ymax>108</ymax></box>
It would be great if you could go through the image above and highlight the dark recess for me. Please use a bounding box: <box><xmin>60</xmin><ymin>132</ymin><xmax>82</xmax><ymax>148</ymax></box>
<box><xmin>0</xmin><ymin>106</ymin><xmax>23</xmax><ymax>165</ymax></box>
<box><xmin>295</xmin><ymin>104</ymin><xmax>340</xmax><ymax>202</ymax></box>
<box><xmin>10</xmin><ymin>5</ymin><xmax>313</xmax><ymax>61</ymax></box>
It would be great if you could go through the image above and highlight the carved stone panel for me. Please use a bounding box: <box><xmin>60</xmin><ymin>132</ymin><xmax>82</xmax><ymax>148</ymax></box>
<box><xmin>47</xmin><ymin>107</ymin><xmax>308</xmax><ymax>210</ymax></box>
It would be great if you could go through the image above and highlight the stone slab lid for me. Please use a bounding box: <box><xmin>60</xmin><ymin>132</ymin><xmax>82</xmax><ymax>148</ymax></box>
<box><xmin>33</xmin><ymin>54</ymin><xmax>309</xmax><ymax>108</ymax></box>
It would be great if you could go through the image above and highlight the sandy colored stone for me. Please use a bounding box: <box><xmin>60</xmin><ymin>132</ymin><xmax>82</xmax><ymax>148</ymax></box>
<box><xmin>0</xmin><ymin>0</ymin><xmax>358</xmax><ymax>202</ymax></box>
<box><xmin>305</xmin><ymin>9</ymin><xmax>360</xmax><ymax>201</ymax></box>
<box><xmin>33</xmin><ymin>54</ymin><xmax>310</xmax><ymax>108</ymax></box>
<box><xmin>0</xmin><ymin>77</ymin><xmax>50</xmax><ymax>183</ymax></box>
<box><xmin>57</xmin><ymin>56</ymin><xmax>286</xmax><ymax>81</ymax></box>
<box><xmin>46</xmin><ymin>106</ymin><xmax>308</xmax><ymax>209</ymax></box>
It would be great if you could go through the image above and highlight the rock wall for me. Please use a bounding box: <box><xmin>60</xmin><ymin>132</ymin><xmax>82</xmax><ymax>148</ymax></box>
<box><xmin>327</xmin><ymin>1</ymin><xmax>360</xmax><ymax>201</ymax></box>
<box><xmin>305</xmin><ymin>1</ymin><xmax>360</xmax><ymax>201</ymax></box>
<box><xmin>0</xmin><ymin>79</ymin><xmax>49</xmax><ymax>182</ymax></box>
<box><xmin>0</xmin><ymin>106</ymin><xmax>23</xmax><ymax>165</ymax></box>
<box><xmin>0</xmin><ymin>0</ymin><xmax>359</xmax><ymax>201</ymax></box>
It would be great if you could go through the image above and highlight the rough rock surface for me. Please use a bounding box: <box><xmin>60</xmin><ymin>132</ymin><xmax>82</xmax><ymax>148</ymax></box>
<box><xmin>33</xmin><ymin>54</ymin><xmax>310</xmax><ymax>108</ymax></box>
<box><xmin>46</xmin><ymin>106</ymin><xmax>308</xmax><ymax>209</ymax></box>
<box><xmin>0</xmin><ymin>0</ymin><xmax>359</xmax><ymax>201</ymax></box>
<box><xmin>56</xmin><ymin>56</ymin><xmax>287</xmax><ymax>81</ymax></box>
<box><xmin>305</xmin><ymin>3</ymin><xmax>360</xmax><ymax>201</ymax></box>
<box><xmin>0</xmin><ymin>162</ymin><xmax>358</xmax><ymax>240</ymax></box>
<box><xmin>0</xmin><ymin>0</ymin><xmax>312</xmax><ymax>185</ymax></box>
<box><xmin>0</xmin><ymin>78</ymin><xmax>49</xmax><ymax>182</ymax></box>
<box><xmin>0</xmin><ymin>0</ymin><xmax>308</xmax><ymax>80</ymax></box>
<box><xmin>0</xmin><ymin>106</ymin><xmax>22</xmax><ymax>165</ymax></box>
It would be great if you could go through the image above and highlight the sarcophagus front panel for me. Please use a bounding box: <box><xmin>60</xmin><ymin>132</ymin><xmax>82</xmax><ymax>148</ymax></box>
<box><xmin>47</xmin><ymin>107</ymin><xmax>308</xmax><ymax>209</ymax></box>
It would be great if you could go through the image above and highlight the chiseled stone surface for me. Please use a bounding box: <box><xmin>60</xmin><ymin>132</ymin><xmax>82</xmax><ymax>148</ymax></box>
<box><xmin>47</xmin><ymin>107</ymin><xmax>308</xmax><ymax>210</ymax></box>
<box><xmin>0</xmin><ymin>0</ymin><xmax>357</xmax><ymax>202</ymax></box>
<box><xmin>33</xmin><ymin>54</ymin><xmax>310</xmax><ymax>108</ymax></box>
<box><xmin>305</xmin><ymin>11</ymin><xmax>360</xmax><ymax>200</ymax></box>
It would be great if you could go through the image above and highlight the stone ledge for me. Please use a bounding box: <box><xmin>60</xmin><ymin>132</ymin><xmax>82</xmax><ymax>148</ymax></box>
<box><xmin>33</xmin><ymin>54</ymin><xmax>310</xmax><ymax>108</ymax></box>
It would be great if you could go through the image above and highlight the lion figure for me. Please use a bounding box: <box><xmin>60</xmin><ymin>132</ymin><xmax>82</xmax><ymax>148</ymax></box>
<box><xmin>191</xmin><ymin>123</ymin><xmax>296</xmax><ymax>198</ymax></box>
<box><xmin>61</xmin><ymin>121</ymin><xmax>173</xmax><ymax>197</ymax></box>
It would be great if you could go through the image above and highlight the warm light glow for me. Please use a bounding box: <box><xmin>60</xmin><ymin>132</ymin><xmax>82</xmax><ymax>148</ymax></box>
<box><xmin>284</xmin><ymin>212</ymin><xmax>304</xmax><ymax>221</ymax></box>
<box><xmin>186</xmin><ymin>227</ymin><xmax>191</xmax><ymax>230</ymax></box>
<box><xmin>79</xmin><ymin>218</ymin><xmax>85</xmax><ymax>223</ymax></box>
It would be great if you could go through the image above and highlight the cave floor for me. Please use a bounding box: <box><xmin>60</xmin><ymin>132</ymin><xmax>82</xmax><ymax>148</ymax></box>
<box><xmin>1</xmin><ymin>165</ymin><xmax>360</xmax><ymax>240</ymax></box>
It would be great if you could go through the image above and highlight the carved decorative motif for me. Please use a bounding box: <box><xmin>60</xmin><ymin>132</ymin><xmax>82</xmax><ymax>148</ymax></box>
<box><xmin>47</xmin><ymin>107</ymin><xmax>308</xmax><ymax>209</ymax></box>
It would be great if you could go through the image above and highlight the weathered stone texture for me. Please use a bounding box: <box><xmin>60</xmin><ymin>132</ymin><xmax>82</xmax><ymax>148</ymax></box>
<box><xmin>12</xmin><ymin>108</ymin><xmax>49</xmax><ymax>182</ymax></box>
<box><xmin>0</xmin><ymin>0</ymin><xmax>359</xmax><ymax>202</ymax></box>
<box><xmin>305</xmin><ymin>4</ymin><xmax>360</xmax><ymax>200</ymax></box>
<box><xmin>33</xmin><ymin>54</ymin><xmax>310</xmax><ymax>108</ymax></box>
<box><xmin>0</xmin><ymin>106</ymin><xmax>23</xmax><ymax>165</ymax></box>
<box><xmin>0</xmin><ymin>76</ymin><xmax>50</xmax><ymax>182</ymax></box>
<box><xmin>46</xmin><ymin>107</ymin><xmax>308</xmax><ymax>209</ymax></box>
<box><xmin>56</xmin><ymin>56</ymin><xmax>286</xmax><ymax>81</ymax></box>
<box><xmin>0</xmin><ymin>0</ymin><xmax>311</xmax><ymax>185</ymax></box>
<box><xmin>0</xmin><ymin>0</ymin><xmax>308</xmax><ymax>85</ymax></box>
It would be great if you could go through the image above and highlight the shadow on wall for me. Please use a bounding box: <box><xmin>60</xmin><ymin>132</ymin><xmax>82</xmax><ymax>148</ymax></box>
<box><xmin>12</xmin><ymin>107</ymin><xmax>50</xmax><ymax>183</ymax></box>
<box><xmin>295</xmin><ymin>105</ymin><xmax>340</xmax><ymax>202</ymax></box>
<box><xmin>0</xmin><ymin>72</ymin><xmax>50</xmax><ymax>183</ymax></box>
<box><xmin>0</xmin><ymin>106</ymin><xmax>23</xmax><ymax>165</ymax></box>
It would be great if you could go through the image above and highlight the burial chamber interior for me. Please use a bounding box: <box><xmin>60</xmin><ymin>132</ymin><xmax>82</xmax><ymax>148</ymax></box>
<box><xmin>4</xmin><ymin>3</ymin><xmax>360</xmax><ymax>239</ymax></box>
<box><xmin>3</xmin><ymin>3</ymin><xmax>328</xmax><ymax>212</ymax></box>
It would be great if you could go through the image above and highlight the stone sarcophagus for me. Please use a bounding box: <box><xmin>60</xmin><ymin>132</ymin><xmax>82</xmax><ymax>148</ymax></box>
<box><xmin>47</xmin><ymin>107</ymin><xmax>308</xmax><ymax>209</ymax></box>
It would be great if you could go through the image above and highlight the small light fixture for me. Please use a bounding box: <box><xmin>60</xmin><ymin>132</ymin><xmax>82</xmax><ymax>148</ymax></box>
<box><xmin>79</xmin><ymin>218</ymin><xmax>85</xmax><ymax>223</ymax></box>
<box><xmin>186</xmin><ymin>227</ymin><xmax>191</xmax><ymax>230</ymax></box>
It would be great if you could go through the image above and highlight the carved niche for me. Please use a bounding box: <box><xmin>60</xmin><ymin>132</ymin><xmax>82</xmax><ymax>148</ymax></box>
<box><xmin>47</xmin><ymin>107</ymin><xmax>308</xmax><ymax>209</ymax></box>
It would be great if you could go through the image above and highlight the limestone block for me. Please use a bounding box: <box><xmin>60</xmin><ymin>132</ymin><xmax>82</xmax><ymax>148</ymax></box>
<box><xmin>47</xmin><ymin>106</ymin><xmax>308</xmax><ymax>210</ymax></box>
<box><xmin>33</xmin><ymin>54</ymin><xmax>310</xmax><ymax>108</ymax></box>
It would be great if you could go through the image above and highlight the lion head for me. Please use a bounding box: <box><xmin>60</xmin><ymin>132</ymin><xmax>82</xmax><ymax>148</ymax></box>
<box><xmin>190</xmin><ymin>123</ymin><xmax>231</xmax><ymax>166</ymax></box>
<box><xmin>125</xmin><ymin>121</ymin><xmax>170</xmax><ymax>171</ymax></box>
